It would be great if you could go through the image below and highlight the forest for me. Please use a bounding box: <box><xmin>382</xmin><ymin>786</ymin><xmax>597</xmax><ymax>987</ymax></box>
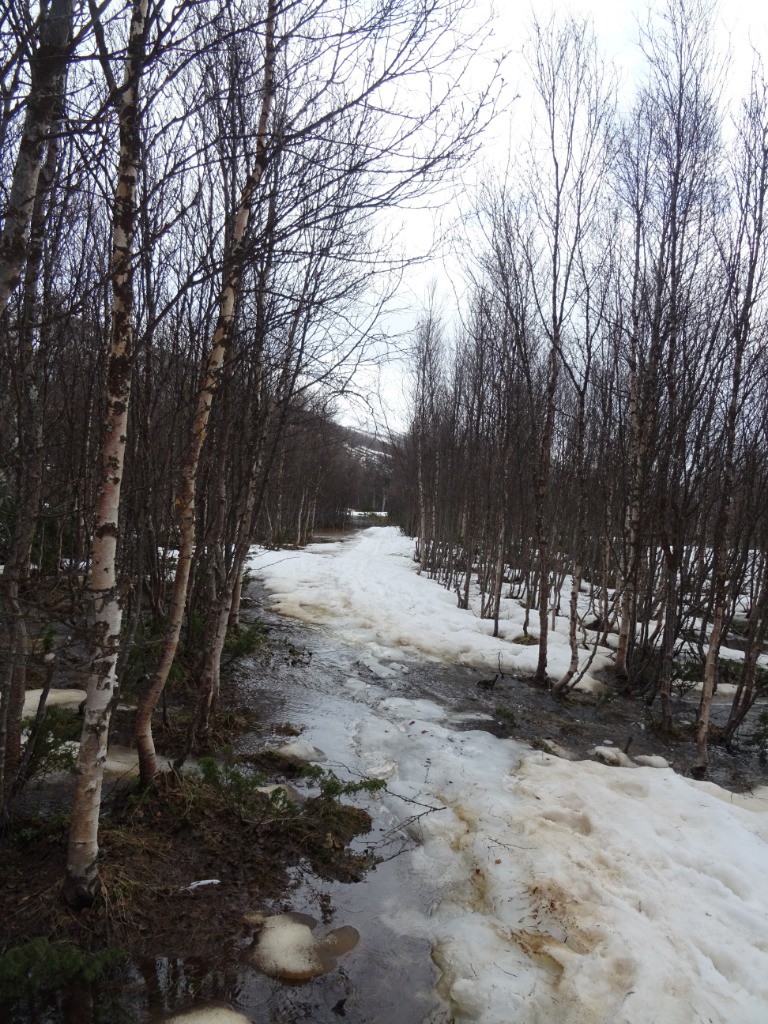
<box><xmin>1</xmin><ymin>0</ymin><xmax>767</xmax><ymax>989</ymax></box>
<box><xmin>0</xmin><ymin>0</ymin><xmax>491</xmax><ymax>912</ymax></box>
<box><xmin>394</xmin><ymin>2</ymin><xmax>768</xmax><ymax>778</ymax></box>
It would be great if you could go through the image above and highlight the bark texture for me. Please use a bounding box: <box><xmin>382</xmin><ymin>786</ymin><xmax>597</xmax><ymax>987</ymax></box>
<box><xmin>0</xmin><ymin>0</ymin><xmax>74</xmax><ymax>315</ymax></box>
<box><xmin>64</xmin><ymin>0</ymin><xmax>148</xmax><ymax>908</ymax></box>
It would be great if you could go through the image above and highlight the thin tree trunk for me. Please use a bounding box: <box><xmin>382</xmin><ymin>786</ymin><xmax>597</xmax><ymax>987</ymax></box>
<box><xmin>0</xmin><ymin>0</ymin><xmax>74</xmax><ymax>314</ymax></box>
<box><xmin>63</xmin><ymin>0</ymin><xmax>147</xmax><ymax>908</ymax></box>
<box><xmin>554</xmin><ymin>379</ymin><xmax>589</xmax><ymax>696</ymax></box>
<box><xmin>0</xmin><ymin>100</ymin><xmax>64</xmax><ymax>806</ymax></box>
<box><xmin>135</xmin><ymin>4</ymin><xmax>276</xmax><ymax>784</ymax></box>
<box><xmin>534</xmin><ymin>342</ymin><xmax>558</xmax><ymax>685</ymax></box>
<box><xmin>724</xmin><ymin>568</ymin><xmax>768</xmax><ymax>742</ymax></box>
<box><xmin>616</xmin><ymin>209</ymin><xmax>645</xmax><ymax>681</ymax></box>
<box><xmin>491</xmin><ymin>520</ymin><xmax>505</xmax><ymax>639</ymax></box>
<box><xmin>658</xmin><ymin>547</ymin><xmax>678</xmax><ymax>734</ymax></box>
<box><xmin>228</xmin><ymin>570</ymin><xmax>244</xmax><ymax>629</ymax></box>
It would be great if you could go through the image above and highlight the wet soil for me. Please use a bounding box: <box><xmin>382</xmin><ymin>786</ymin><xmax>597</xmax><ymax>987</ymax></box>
<box><xmin>2</xmin><ymin>576</ymin><xmax>767</xmax><ymax>1024</ymax></box>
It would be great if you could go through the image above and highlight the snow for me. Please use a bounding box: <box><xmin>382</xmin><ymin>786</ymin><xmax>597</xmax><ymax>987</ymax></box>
<box><xmin>270</xmin><ymin>738</ymin><xmax>327</xmax><ymax>762</ymax></box>
<box><xmin>249</xmin><ymin>913</ymin><xmax>360</xmax><ymax>981</ymax></box>
<box><xmin>634</xmin><ymin>754</ymin><xmax>671</xmax><ymax>768</ymax></box>
<box><xmin>250</xmin><ymin>527</ymin><xmax>612</xmax><ymax>691</ymax></box>
<box><xmin>22</xmin><ymin>687</ymin><xmax>86</xmax><ymax>717</ymax></box>
<box><xmin>249</xmin><ymin>527</ymin><xmax>768</xmax><ymax>1023</ymax></box>
<box><xmin>589</xmin><ymin>744</ymin><xmax>636</xmax><ymax>767</ymax></box>
<box><xmin>164</xmin><ymin>1009</ymin><xmax>251</xmax><ymax>1024</ymax></box>
<box><xmin>102</xmin><ymin>745</ymin><xmax>172</xmax><ymax>778</ymax></box>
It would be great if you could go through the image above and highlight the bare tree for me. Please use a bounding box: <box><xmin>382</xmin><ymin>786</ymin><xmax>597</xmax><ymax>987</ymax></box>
<box><xmin>697</xmin><ymin>64</ymin><xmax>768</xmax><ymax>770</ymax></box>
<box><xmin>0</xmin><ymin>0</ymin><xmax>75</xmax><ymax>314</ymax></box>
<box><xmin>134</xmin><ymin>0</ymin><xmax>277</xmax><ymax>783</ymax></box>
<box><xmin>512</xmin><ymin>14</ymin><xmax>614</xmax><ymax>684</ymax></box>
<box><xmin>64</xmin><ymin>0</ymin><xmax>149</xmax><ymax>908</ymax></box>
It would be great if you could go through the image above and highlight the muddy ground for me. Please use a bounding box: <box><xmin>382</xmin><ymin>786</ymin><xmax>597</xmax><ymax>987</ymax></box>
<box><xmin>1</xmin><ymin>584</ymin><xmax>767</xmax><ymax>1024</ymax></box>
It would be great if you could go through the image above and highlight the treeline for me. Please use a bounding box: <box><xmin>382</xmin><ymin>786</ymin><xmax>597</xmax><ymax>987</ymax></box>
<box><xmin>394</xmin><ymin>1</ymin><xmax>768</xmax><ymax>774</ymax></box>
<box><xmin>0</xmin><ymin>0</ymin><xmax>488</xmax><ymax>904</ymax></box>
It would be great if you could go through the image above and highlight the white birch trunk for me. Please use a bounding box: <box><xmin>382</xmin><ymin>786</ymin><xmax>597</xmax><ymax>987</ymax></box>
<box><xmin>64</xmin><ymin>0</ymin><xmax>147</xmax><ymax>908</ymax></box>
<box><xmin>0</xmin><ymin>0</ymin><xmax>74</xmax><ymax>314</ymax></box>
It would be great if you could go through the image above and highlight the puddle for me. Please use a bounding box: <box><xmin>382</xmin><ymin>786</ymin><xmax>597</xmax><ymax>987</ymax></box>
<box><xmin>16</xmin><ymin>574</ymin><xmax>768</xmax><ymax>1024</ymax></box>
<box><xmin>209</xmin><ymin>598</ymin><xmax>453</xmax><ymax>1024</ymax></box>
<box><xmin>19</xmin><ymin>587</ymin><xmax>452</xmax><ymax>1024</ymax></box>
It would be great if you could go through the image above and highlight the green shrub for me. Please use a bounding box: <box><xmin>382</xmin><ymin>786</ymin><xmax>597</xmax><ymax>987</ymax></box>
<box><xmin>221</xmin><ymin>621</ymin><xmax>269</xmax><ymax>667</ymax></box>
<box><xmin>301</xmin><ymin>765</ymin><xmax>386</xmax><ymax>800</ymax></box>
<box><xmin>0</xmin><ymin>938</ymin><xmax>123</xmax><ymax>1003</ymax></box>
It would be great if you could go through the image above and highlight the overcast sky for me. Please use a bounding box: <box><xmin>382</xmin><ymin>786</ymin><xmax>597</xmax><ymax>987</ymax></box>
<box><xmin>339</xmin><ymin>0</ymin><xmax>768</xmax><ymax>435</ymax></box>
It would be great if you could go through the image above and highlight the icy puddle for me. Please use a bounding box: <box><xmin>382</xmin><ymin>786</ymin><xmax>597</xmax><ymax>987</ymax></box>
<box><xmin>131</xmin><ymin>611</ymin><xmax>459</xmax><ymax>1024</ymax></box>
<box><xmin>218</xmin><ymin>617</ymin><xmax>462</xmax><ymax>1024</ymax></box>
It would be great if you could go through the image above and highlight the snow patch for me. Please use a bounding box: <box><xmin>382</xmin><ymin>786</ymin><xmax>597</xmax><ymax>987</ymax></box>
<box><xmin>249</xmin><ymin>912</ymin><xmax>359</xmax><ymax>981</ymax></box>
<box><xmin>164</xmin><ymin>1009</ymin><xmax>251</xmax><ymax>1024</ymax></box>
<box><xmin>589</xmin><ymin>745</ymin><xmax>636</xmax><ymax>767</ymax></box>
<box><xmin>634</xmin><ymin>754</ymin><xmax>670</xmax><ymax>769</ymax></box>
<box><xmin>249</xmin><ymin>528</ymin><xmax>768</xmax><ymax>1022</ymax></box>
<box><xmin>103</xmin><ymin>745</ymin><xmax>172</xmax><ymax>777</ymax></box>
<box><xmin>22</xmin><ymin>688</ymin><xmax>86</xmax><ymax>717</ymax></box>
<box><xmin>270</xmin><ymin>739</ymin><xmax>327</xmax><ymax>763</ymax></box>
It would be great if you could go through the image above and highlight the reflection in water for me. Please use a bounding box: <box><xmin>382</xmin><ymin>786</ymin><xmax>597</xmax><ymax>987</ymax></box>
<box><xmin>12</xmin><ymin>587</ymin><xmax>453</xmax><ymax>1024</ymax></box>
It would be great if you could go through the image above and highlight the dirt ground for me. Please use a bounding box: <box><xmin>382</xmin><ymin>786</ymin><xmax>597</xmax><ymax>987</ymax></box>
<box><xmin>0</xmin><ymin>667</ymin><xmax>379</xmax><ymax>1024</ymax></box>
<box><xmin>2</xmin><ymin>606</ymin><xmax>767</xmax><ymax>1023</ymax></box>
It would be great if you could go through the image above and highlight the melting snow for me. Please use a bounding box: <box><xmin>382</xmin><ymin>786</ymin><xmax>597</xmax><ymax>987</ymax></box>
<box><xmin>270</xmin><ymin>738</ymin><xmax>327</xmax><ymax>762</ymax></box>
<box><xmin>22</xmin><ymin>687</ymin><xmax>86</xmax><ymax>717</ymax></box>
<box><xmin>249</xmin><ymin>527</ymin><xmax>768</xmax><ymax>1023</ymax></box>
<box><xmin>249</xmin><ymin>912</ymin><xmax>360</xmax><ymax>981</ymax></box>
<box><xmin>164</xmin><ymin>1009</ymin><xmax>251</xmax><ymax>1024</ymax></box>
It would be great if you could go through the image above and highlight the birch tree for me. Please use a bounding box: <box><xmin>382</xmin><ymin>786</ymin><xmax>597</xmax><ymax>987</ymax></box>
<box><xmin>134</xmin><ymin>0</ymin><xmax>277</xmax><ymax>783</ymax></box>
<box><xmin>0</xmin><ymin>0</ymin><xmax>75</xmax><ymax>315</ymax></box>
<box><xmin>519</xmin><ymin>14</ymin><xmax>614</xmax><ymax>684</ymax></box>
<box><xmin>64</xmin><ymin>0</ymin><xmax>149</xmax><ymax>908</ymax></box>
<box><xmin>695</xmin><ymin>66</ymin><xmax>768</xmax><ymax>772</ymax></box>
<box><xmin>134</xmin><ymin>0</ymin><xmax>496</xmax><ymax>779</ymax></box>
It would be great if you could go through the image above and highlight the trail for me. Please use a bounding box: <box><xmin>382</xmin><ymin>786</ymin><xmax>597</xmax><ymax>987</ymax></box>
<box><xmin>244</xmin><ymin>527</ymin><xmax>768</xmax><ymax>1024</ymax></box>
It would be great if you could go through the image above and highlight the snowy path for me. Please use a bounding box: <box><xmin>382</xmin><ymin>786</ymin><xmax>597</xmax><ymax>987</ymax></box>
<box><xmin>251</xmin><ymin>526</ymin><xmax>613</xmax><ymax>687</ymax></box>
<box><xmin>249</xmin><ymin>528</ymin><xmax>768</xmax><ymax>1024</ymax></box>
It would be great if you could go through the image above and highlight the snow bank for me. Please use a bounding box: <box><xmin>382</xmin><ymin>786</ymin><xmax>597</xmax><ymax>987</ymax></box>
<box><xmin>249</xmin><ymin>527</ymin><xmax>611</xmax><ymax>690</ymax></box>
<box><xmin>249</xmin><ymin>528</ymin><xmax>768</xmax><ymax>1023</ymax></box>
<box><xmin>359</xmin><ymin>701</ymin><xmax>768</xmax><ymax>1024</ymax></box>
